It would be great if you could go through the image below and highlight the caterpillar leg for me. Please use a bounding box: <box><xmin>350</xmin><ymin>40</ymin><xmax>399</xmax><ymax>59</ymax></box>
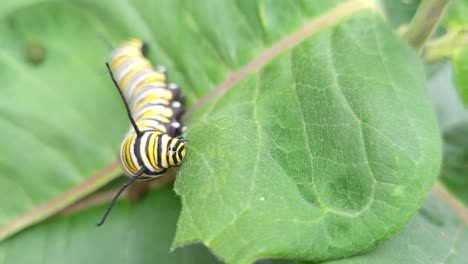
<box><xmin>141</xmin><ymin>41</ymin><xmax>148</xmax><ymax>55</ymax></box>
<box><xmin>155</xmin><ymin>65</ymin><xmax>167</xmax><ymax>75</ymax></box>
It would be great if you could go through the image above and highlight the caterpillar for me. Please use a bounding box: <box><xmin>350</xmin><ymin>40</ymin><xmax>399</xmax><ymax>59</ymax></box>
<box><xmin>97</xmin><ymin>39</ymin><xmax>187</xmax><ymax>226</ymax></box>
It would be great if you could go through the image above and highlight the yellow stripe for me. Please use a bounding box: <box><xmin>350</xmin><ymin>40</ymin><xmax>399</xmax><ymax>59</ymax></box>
<box><xmin>111</xmin><ymin>48</ymin><xmax>142</xmax><ymax>69</ymax></box>
<box><xmin>119</xmin><ymin>61</ymin><xmax>153</xmax><ymax>89</ymax></box>
<box><xmin>168</xmin><ymin>141</ymin><xmax>175</xmax><ymax>166</ymax></box>
<box><xmin>126</xmin><ymin>39</ymin><xmax>144</xmax><ymax>48</ymax></box>
<box><xmin>176</xmin><ymin>143</ymin><xmax>184</xmax><ymax>164</ymax></box>
<box><xmin>135</xmin><ymin>97</ymin><xmax>170</xmax><ymax>110</ymax></box>
<box><xmin>125</xmin><ymin>72</ymin><xmax>165</xmax><ymax>93</ymax></box>
<box><xmin>134</xmin><ymin>107</ymin><xmax>173</xmax><ymax>119</ymax></box>
<box><xmin>140</xmin><ymin>135</ymin><xmax>153</xmax><ymax>172</ymax></box>
<box><xmin>137</xmin><ymin>122</ymin><xmax>167</xmax><ymax>133</ymax></box>
<box><xmin>160</xmin><ymin>136</ymin><xmax>169</xmax><ymax>168</ymax></box>
<box><xmin>131</xmin><ymin>80</ymin><xmax>167</xmax><ymax>98</ymax></box>
<box><xmin>121</xmin><ymin>137</ymin><xmax>132</xmax><ymax>173</ymax></box>
<box><xmin>111</xmin><ymin>52</ymin><xmax>139</xmax><ymax>69</ymax></box>
<box><xmin>148</xmin><ymin>133</ymin><xmax>159</xmax><ymax>170</ymax></box>
<box><xmin>136</xmin><ymin>112</ymin><xmax>170</xmax><ymax>123</ymax></box>
<box><xmin>126</xmin><ymin>134</ymin><xmax>138</xmax><ymax>174</ymax></box>
<box><xmin>181</xmin><ymin>149</ymin><xmax>186</xmax><ymax>160</ymax></box>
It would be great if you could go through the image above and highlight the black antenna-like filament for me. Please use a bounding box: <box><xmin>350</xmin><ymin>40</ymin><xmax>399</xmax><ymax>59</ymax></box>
<box><xmin>105</xmin><ymin>62</ymin><xmax>142</xmax><ymax>137</ymax></box>
<box><xmin>96</xmin><ymin>167</ymin><xmax>146</xmax><ymax>226</ymax></box>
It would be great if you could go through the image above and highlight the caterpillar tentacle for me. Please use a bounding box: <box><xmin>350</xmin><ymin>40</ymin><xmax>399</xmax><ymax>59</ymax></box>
<box><xmin>97</xmin><ymin>39</ymin><xmax>187</xmax><ymax>226</ymax></box>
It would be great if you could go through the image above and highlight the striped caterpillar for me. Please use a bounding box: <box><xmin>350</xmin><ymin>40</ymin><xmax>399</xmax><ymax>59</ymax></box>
<box><xmin>97</xmin><ymin>39</ymin><xmax>187</xmax><ymax>226</ymax></box>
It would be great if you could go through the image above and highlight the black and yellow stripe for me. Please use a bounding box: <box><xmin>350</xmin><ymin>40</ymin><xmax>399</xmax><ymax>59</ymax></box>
<box><xmin>110</xmin><ymin>39</ymin><xmax>187</xmax><ymax>179</ymax></box>
<box><xmin>97</xmin><ymin>39</ymin><xmax>188</xmax><ymax>226</ymax></box>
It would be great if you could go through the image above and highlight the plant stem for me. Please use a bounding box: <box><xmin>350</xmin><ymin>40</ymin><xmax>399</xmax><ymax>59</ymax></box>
<box><xmin>422</xmin><ymin>29</ymin><xmax>468</xmax><ymax>62</ymax></box>
<box><xmin>403</xmin><ymin>0</ymin><xmax>452</xmax><ymax>50</ymax></box>
<box><xmin>433</xmin><ymin>182</ymin><xmax>468</xmax><ymax>224</ymax></box>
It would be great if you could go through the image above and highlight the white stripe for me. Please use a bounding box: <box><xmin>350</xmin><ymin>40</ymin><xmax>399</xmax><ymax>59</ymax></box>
<box><xmin>133</xmin><ymin>111</ymin><xmax>169</xmax><ymax>123</ymax></box>
<box><xmin>139</xmin><ymin>133</ymin><xmax>157</xmax><ymax>172</ymax></box>
<box><xmin>160</xmin><ymin>134</ymin><xmax>170</xmax><ymax>168</ymax></box>
<box><xmin>134</xmin><ymin>105</ymin><xmax>173</xmax><ymax>118</ymax></box>
<box><xmin>130</xmin><ymin>135</ymin><xmax>140</xmax><ymax>173</ymax></box>
<box><xmin>131</xmin><ymin>87</ymin><xmax>170</xmax><ymax>109</ymax></box>
<box><xmin>119</xmin><ymin>138</ymin><xmax>134</xmax><ymax>176</ymax></box>
<box><xmin>136</xmin><ymin>120</ymin><xmax>167</xmax><ymax>133</ymax></box>
<box><xmin>131</xmin><ymin>99</ymin><xmax>169</xmax><ymax>112</ymax></box>
<box><xmin>133</xmin><ymin>85</ymin><xmax>171</xmax><ymax>102</ymax></box>
<box><xmin>115</xmin><ymin>57</ymin><xmax>146</xmax><ymax>83</ymax></box>
<box><xmin>110</xmin><ymin>48</ymin><xmax>132</xmax><ymax>61</ymax></box>
<box><xmin>125</xmin><ymin>70</ymin><xmax>158</xmax><ymax>99</ymax></box>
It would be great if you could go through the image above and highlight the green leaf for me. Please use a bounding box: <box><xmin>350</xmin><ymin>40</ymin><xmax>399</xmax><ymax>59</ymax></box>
<box><xmin>0</xmin><ymin>187</ymin><xmax>221</xmax><ymax>264</ymax></box>
<box><xmin>452</xmin><ymin>49</ymin><xmax>468</xmax><ymax>104</ymax></box>
<box><xmin>0</xmin><ymin>0</ymin><xmax>355</xmax><ymax>241</ymax></box>
<box><xmin>3</xmin><ymin>191</ymin><xmax>465</xmax><ymax>264</ymax></box>
<box><xmin>427</xmin><ymin>62</ymin><xmax>468</xmax><ymax>206</ymax></box>
<box><xmin>0</xmin><ymin>0</ymin><xmax>442</xmax><ymax>263</ymax></box>
<box><xmin>440</xmin><ymin>122</ymin><xmax>468</xmax><ymax>206</ymax></box>
<box><xmin>378</xmin><ymin>0</ymin><xmax>420</xmax><ymax>28</ymax></box>
<box><xmin>0</xmin><ymin>1</ymin><xmax>127</xmax><ymax>240</ymax></box>
<box><xmin>444</xmin><ymin>0</ymin><xmax>468</xmax><ymax>28</ymax></box>
<box><xmin>436</xmin><ymin>0</ymin><xmax>468</xmax><ymax>106</ymax></box>
<box><xmin>174</xmin><ymin>4</ymin><xmax>440</xmax><ymax>264</ymax></box>
<box><xmin>313</xmin><ymin>194</ymin><xmax>468</xmax><ymax>263</ymax></box>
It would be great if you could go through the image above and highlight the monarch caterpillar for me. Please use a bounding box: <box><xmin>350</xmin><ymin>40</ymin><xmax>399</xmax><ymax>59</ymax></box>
<box><xmin>97</xmin><ymin>39</ymin><xmax>187</xmax><ymax>226</ymax></box>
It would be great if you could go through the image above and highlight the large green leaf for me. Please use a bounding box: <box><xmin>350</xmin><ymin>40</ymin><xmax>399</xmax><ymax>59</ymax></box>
<box><xmin>0</xmin><ymin>187</ymin><xmax>221</xmax><ymax>264</ymax></box>
<box><xmin>0</xmin><ymin>0</ymin><xmax>350</xmax><ymax>240</ymax></box>
<box><xmin>2</xmin><ymin>192</ymin><xmax>465</xmax><ymax>264</ymax></box>
<box><xmin>0</xmin><ymin>0</ymin><xmax>441</xmax><ymax>263</ymax></box>
<box><xmin>174</xmin><ymin>4</ymin><xmax>440</xmax><ymax>264</ymax></box>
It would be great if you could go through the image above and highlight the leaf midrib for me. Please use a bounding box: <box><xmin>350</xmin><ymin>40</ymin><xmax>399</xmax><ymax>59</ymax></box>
<box><xmin>186</xmin><ymin>0</ymin><xmax>379</xmax><ymax>116</ymax></box>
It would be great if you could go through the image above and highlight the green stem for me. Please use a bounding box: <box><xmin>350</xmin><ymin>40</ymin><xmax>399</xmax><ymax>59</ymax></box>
<box><xmin>403</xmin><ymin>0</ymin><xmax>452</xmax><ymax>50</ymax></box>
<box><xmin>422</xmin><ymin>29</ymin><xmax>468</xmax><ymax>62</ymax></box>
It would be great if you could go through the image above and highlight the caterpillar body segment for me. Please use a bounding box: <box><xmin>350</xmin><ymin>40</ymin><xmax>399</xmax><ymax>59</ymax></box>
<box><xmin>109</xmin><ymin>39</ymin><xmax>187</xmax><ymax>179</ymax></box>
<box><xmin>97</xmin><ymin>39</ymin><xmax>187</xmax><ymax>226</ymax></box>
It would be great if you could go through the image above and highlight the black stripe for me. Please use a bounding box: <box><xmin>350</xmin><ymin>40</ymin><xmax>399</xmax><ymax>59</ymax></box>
<box><xmin>172</xmin><ymin>141</ymin><xmax>179</xmax><ymax>166</ymax></box>
<box><xmin>144</xmin><ymin>134</ymin><xmax>151</xmax><ymax>169</ymax></box>
<box><xmin>177</xmin><ymin>145</ymin><xmax>185</xmax><ymax>163</ymax></box>
<box><xmin>134</xmin><ymin>133</ymin><xmax>144</xmax><ymax>168</ymax></box>
<box><xmin>145</xmin><ymin>168</ymin><xmax>167</xmax><ymax>176</ymax></box>
<box><xmin>167</xmin><ymin>139</ymin><xmax>175</xmax><ymax>167</ymax></box>
<box><xmin>157</xmin><ymin>134</ymin><xmax>162</xmax><ymax>168</ymax></box>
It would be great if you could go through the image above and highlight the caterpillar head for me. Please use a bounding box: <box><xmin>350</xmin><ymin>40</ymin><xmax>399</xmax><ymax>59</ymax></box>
<box><xmin>168</xmin><ymin>136</ymin><xmax>187</xmax><ymax>167</ymax></box>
